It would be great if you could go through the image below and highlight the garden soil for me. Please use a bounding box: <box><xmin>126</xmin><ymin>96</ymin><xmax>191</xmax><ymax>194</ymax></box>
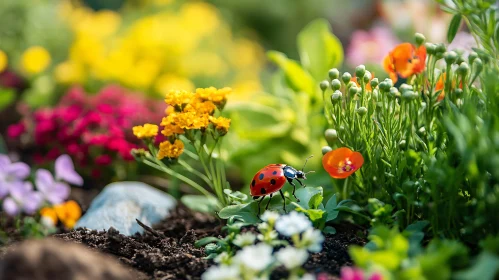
<box><xmin>50</xmin><ymin>205</ymin><xmax>367</xmax><ymax>280</ymax></box>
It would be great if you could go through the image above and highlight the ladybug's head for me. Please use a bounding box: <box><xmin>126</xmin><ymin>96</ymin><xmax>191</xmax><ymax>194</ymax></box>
<box><xmin>298</xmin><ymin>155</ymin><xmax>315</xmax><ymax>179</ymax></box>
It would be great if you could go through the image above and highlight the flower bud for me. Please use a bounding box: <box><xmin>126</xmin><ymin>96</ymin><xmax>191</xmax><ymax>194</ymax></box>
<box><xmin>355</xmin><ymin>65</ymin><xmax>366</xmax><ymax>78</ymax></box>
<box><xmin>468</xmin><ymin>52</ymin><xmax>478</xmax><ymax>64</ymax></box>
<box><xmin>370</xmin><ymin>78</ymin><xmax>379</xmax><ymax>89</ymax></box>
<box><xmin>399</xmin><ymin>140</ymin><xmax>406</xmax><ymax>149</ymax></box>
<box><xmin>324</xmin><ymin>129</ymin><xmax>338</xmax><ymax>142</ymax></box>
<box><xmin>322</xmin><ymin>146</ymin><xmax>333</xmax><ymax>155</ymax></box>
<box><xmin>457</xmin><ymin>62</ymin><xmax>469</xmax><ymax>76</ymax></box>
<box><xmin>363</xmin><ymin>71</ymin><xmax>372</xmax><ymax>83</ymax></box>
<box><xmin>320</xmin><ymin>80</ymin><xmax>329</xmax><ymax>91</ymax></box>
<box><xmin>474</xmin><ymin>58</ymin><xmax>483</xmax><ymax>74</ymax></box>
<box><xmin>328</xmin><ymin>68</ymin><xmax>340</xmax><ymax>80</ymax></box>
<box><xmin>435</xmin><ymin>43</ymin><xmax>446</xmax><ymax>53</ymax></box>
<box><xmin>389</xmin><ymin>87</ymin><xmax>399</xmax><ymax>98</ymax></box>
<box><xmin>331</xmin><ymin>79</ymin><xmax>341</xmax><ymax>91</ymax></box>
<box><xmin>399</xmin><ymin>83</ymin><xmax>413</xmax><ymax>93</ymax></box>
<box><xmin>456</xmin><ymin>55</ymin><xmax>466</xmax><ymax>65</ymax></box>
<box><xmin>347</xmin><ymin>81</ymin><xmax>357</xmax><ymax>89</ymax></box>
<box><xmin>356</xmin><ymin>107</ymin><xmax>368</xmax><ymax>116</ymax></box>
<box><xmin>379</xmin><ymin>81</ymin><xmax>390</xmax><ymax>92</ymax></box>
<box><xmin>454</xmin><ymin>88</ymin><xmax>463</xmax><ymax>97</ymax></box>
<box><xmin>348</xmin><ymin>85</ymin><xmax>358</xmax><ymax>96</ymax></box>
<box><xmin>402</xmin><ymin>90</ymin><xmax>415</xmax><ymax>100</ymax></box>
<box><xmin>331</xmin><ymin>90</ymin><xmax>342</xmax><ymax>103</ymax></box>
<box><xmin>384</xmin><ymin>78</ymin><xmax>393</xmax><ymax>88</ymax></box>
<box><xmin>341</xmin><ymin>72</ymin><xmax>352</xmax><ymax>84</ymax></box>
<box><xmin>415</xmin><ymin>33</ymin><xmax>426</xmax><ymax>46</ymax></box>
<box><xmin>444</xmin><ymin>51</ymin><xmax>458</xmax><ymax>65</ymax></box>
<box><xmin>425</xmin><ymin>43</ymin><xmax>436</xmax><ymax>55</ymax></box>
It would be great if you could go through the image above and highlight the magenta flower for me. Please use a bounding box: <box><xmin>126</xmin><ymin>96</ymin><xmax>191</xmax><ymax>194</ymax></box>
<box><xmin>3</xmin><ymin>182</ymin><xmax>43</xmax><ymax>216</ymax></box>
<box><xmin>0</xmin><ymin>155</ymin><xmax>31</xmax><ymax>199</ymax></box>
<box><xmin>346</xmin><ymin>26</ymin><xmax>400</xmax><ymax>67</ymax></box>
<box><xmin>341</xmin><ymin>267</ymin><xmax>383</xmax><ymax>280</ymax></box>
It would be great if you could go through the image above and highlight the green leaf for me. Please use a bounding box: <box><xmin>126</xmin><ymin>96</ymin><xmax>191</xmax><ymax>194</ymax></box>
<box><xmin>325</xmin><ymin>194</ymin><xmax>339</xmax><ymax>222</ymax></box>
<box><xmin>194</xmin><ymin>237</ymin><xmax>221</xmax><ymax>247</ymax></box>
<box><xmin>447</xmin><ymin>14</ymin><xmax>462</xmax><ymax>43</ymax></box>
<box><xmin>298</xmin><ymin>18</ymin><xmax>344</xmax><ymax>81</ymax></box>
<box><xmin>0</xmin><ymin>88</ymin><xmax>15</xmax><ymax>111</ymax></box>
<box><xmin>308</xmin><ymin>193</ymin><xmax>323</xmax><ymax>209</ymax></box>
<box><xmin>218</xmin><ymin>202</ymin><xmax>261</xmax><ymax>224</ymax></box>
<box><xmin>181</xmin><ymin>195</ymin><xmax>219</xmax><ymax>213</ymax></box>
<box><xmin>225</xmin><ymin>101</ymin><xmax>291</xmax><ymax>140</ymax></box>
<box><xmin>295</xmin><ymin>186</ymin><xmax>323</xmax><ymax>209</ymax></box>
<box><xmin>454</xmin><ymin>252</ymin><xmax>499</xmax><ymax>280</ymax></box>
<box><xmin>267</xmin><ymin>50</ymin><xmax>316</xmax><ymax>96</ymax></box>
<box><xmin>323</xmin><ymin>226</ymin><xmax>336</xmax><ymax>234</ymax></box>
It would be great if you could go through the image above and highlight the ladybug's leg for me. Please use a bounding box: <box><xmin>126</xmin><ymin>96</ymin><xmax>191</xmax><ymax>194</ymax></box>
<box><xmin>287</xmin><ymin>178</ymin><xmax>301</xmax><ymax>202</ymax></box>
<box><xmin>257</xmin><ymin>195</ymin><xmax>265</xmax><ymax>216</ymax></box>
<box><xmin>279</xmin><ymin>190</ymin><xmax>287</xmax><ymax>213</ymax></box>
<box><xmin>265</xmin><ymin>193</ymin><xmax>273</xmax><ymax>210</ymax></box>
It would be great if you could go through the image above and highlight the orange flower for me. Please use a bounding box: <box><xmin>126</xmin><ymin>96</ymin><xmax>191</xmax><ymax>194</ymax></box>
<box><xmin>383</xmin><ymin>43</ymin><xmax>426</xmax><ymax>83</ymax></box>
<box><xmin>435</xmin><ymin>73</ymin><xmax>462</xmax><ymax>101</ymax></box>
<box><xmin>41</xmin><ymin>200</ymin><xmax>82</xmax><ymax>229</ymax></box>
<box><xmin>322</xmin><ymin>147</ymin><xmax>364</xmax><ymax>179</ymax></box>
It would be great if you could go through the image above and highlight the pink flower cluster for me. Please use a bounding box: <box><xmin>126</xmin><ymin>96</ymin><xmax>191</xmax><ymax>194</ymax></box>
<box><xmin>8</xmin><ymin>85</ymin><xmax>165</xmax><ymax>178</ymax></box>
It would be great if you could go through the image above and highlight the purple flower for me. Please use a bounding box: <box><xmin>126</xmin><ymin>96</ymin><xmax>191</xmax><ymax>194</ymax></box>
<box><xmin>346</xmin><ymin>26</ymin><xmax>400</xmax><ymax>67</ymax></box>
<box><xmin>55</xmin><ymin>154</ymin><xmax>83</xmax><ymax>186</ymax></box>
<box><xmin>35</xmin><ymin>169</ymin><xmax>70</xmax><ymax>205</ymax></box>
<box><xmin>3</xmin><ymin>182</ymin><xmax>43</xmax><ymax>216</ymax></box>
<box><xmin>0</xmin><ymin>155</ymin><xmax>31</xmax><ymax>198</ymax></box>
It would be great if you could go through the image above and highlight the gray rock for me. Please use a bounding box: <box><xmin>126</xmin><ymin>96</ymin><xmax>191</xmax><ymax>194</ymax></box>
<box><xmin>76</xmin><ymin>181</ymin><xmax>176</xmax><ymax>235</ymax></box>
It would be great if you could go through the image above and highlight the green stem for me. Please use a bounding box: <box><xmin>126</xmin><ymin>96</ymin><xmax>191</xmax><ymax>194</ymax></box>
<box><xmin>342</xmin><ymin>177</ymin><xmax>350</xmax><ymax>200</ymax></box>
<box><xmin>178</xmin><ymin>159</ymin><xmax>213</xmax><ymax>188</ymax></box>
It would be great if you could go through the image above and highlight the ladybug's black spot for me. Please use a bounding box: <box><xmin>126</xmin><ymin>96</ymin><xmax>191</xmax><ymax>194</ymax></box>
<box><xmin>259</xmin><ymin>173</ymin><xmax>264</xmax><ymax>180</ymax></box>
<box><xmin>270</xmin><ymin>179</ymin><xmax>276</xmax><ymax>185</ymax></box>
<box><xmin>251</xmin><ymin>180</ymin><xmax>256</xmax><ymax>187</ymax></box>
<box><xmin>272</xmin><ymin>171</ymin><xmax>277</xmax><ymax>175</ymax></box>
<box><xmin>260</xmin><ymin>188</ymin><xmax>266</xmax><ymax>194</ymax></box>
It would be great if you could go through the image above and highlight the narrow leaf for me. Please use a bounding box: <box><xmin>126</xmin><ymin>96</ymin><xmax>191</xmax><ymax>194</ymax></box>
<box><xmin>447</xmin><ymin>14</ymin><xmax>462</xmax><ymax>43</ymax></box>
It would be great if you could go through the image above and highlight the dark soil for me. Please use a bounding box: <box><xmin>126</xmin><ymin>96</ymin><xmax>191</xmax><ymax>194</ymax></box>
<box><xmin>55</xmin><ymin>205</ymin><xmax>367</xmax><ymax>280</ymax></box>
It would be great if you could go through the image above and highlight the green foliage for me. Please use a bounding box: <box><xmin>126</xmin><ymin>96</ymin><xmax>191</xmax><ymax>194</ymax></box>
<box><xmin>0</xmin><ymin>88</ymin><xmax>15</xmax><ymax>111</ymax></box>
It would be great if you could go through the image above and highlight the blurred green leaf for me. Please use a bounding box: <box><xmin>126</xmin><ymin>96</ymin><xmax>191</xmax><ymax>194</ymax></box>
<box><xmin>325</xmin><ymin>194</ymin><xmax>339</xmax><ymax>222</ymax></box>
<box><xmin>218</xmin><ymin>202</ymin><xmax>261</xmax><ymax>224</ymax></box>
<box><xmin>323</xmin><ymin>226</ymin><xmax>336</xmax><ymax>234</ymax></box>
<box><xmin>0</xmin><ymin>88</ymin><xmax>15</xmax><ymax>111</ymax></box>
<box><xmin>454</xmin><ymin>252</ymin><xmax>499</xmax><ymax>280</ymax></box>
<box><xmin>308</xmin><ymin>192</ymin><xmax>323</xmax><ymax>209</ymax></box>
<box><xmin>297</xmin><ymin>18</ymin><xmax>343</xmax><ymax>81</ymax></box>
<box><xmin>267</xmin><ymin>50</ymin><xmax>316</xmax><ymax>96</ymax></box>
<box><xmin>447</xmin><ymin>14</ymin><xmax>462</xmax><ymax>43</ymax></box>
<box><xmin>181</xmin><ymin>195</ymin><xmax>220</xmax><ymax>213</ymax></box>
<box><xmin>295</xmin><ymin>186</ymin><xmax>323</xmax><ymax>209</ymax></box>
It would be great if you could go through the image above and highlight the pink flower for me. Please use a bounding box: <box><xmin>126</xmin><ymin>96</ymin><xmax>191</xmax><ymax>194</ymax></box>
<box><xmin>346</xmin><ymin>26</ymin><xmax>400</xmax><ymax>67</ymax></box>
<box><xmin>7</xmin><ymin>123</ymin><xmax>25</xmax><ymax>138</ymax></box>
<box><xmin>340</xmin><ymin>267</ymin><xmax>383</xmax><ymax>280</ymax></box>
<box><xmin>95</xmin><ymin>155</ymin><xmax>112</xmax><ymax>166</ymax></box>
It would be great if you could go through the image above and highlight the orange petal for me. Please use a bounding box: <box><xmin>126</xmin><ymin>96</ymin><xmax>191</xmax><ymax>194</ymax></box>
<box><xmin>40</xmin><ymin>207</ymin><xmax>58</xmax><ymax>225</ymax></box>
<box><xmin>413</xmin><ymin>45</ymin><xmax>427</xmax><ymax>74</ymax></box>
<box><xmin>392</xmin><ymin>43</ymin><xmax>414</xmax><ymax>78</ymax></box>
<box><xmin>323</xmin><ymin>147</ymin><xmax>352</xmax><ymax>179</ymax></box>
<box><xmin>64</xmin><ymin>200</ymin><xmax>82</xmax><ymax>220</ymax></box>
<box><xmin>349</xmin><ymin>151</ymin><xmax>364</xmax><ymax>170</ymax></box>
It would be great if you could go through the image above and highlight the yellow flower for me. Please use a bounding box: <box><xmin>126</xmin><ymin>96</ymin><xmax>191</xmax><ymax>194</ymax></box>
<box><xmin>133</xmin><ymin>124</ymin><xmax>159</xmax><ymax>139</ymax></box>
<box><xmin>176</xmin><ymin>111</ymin><xmax>210</xmax><ymax>130</ymax></box>
<box><xmin>155</xmin><ymin>74</ymin><xmax>195</xmax><ymax>96</ymax></box>
<box><xmin>157</xmin><ymin>139</ymin><xmax>184</xmax><ymax>159</ymax></box>
<box><xmin>0</xmin><ymin>50</ymin><xmax>7</xmax><ymax>73</ymax></box>
<box><xmin>165</xmin><ymin>89</ymin><xmax>194</xmax><ymax>107</ymax></box>
<box><xmin>209</xmin><ymin>116</ymin><xmax>231</xmax><ymax>135</ymax></box>
<box><xmin>195</xmin><ymin>87</ymin><xmax>231</xmax><ymax>105</ymax></box>
<box><xmin>54</xmin><ymin>61</ymin><xmax>86</xmax><ymax>84</ymax></box>
<box><xmin>184</xmin><ymin>99</ymin><xmax>216</xmax><ymax>115</ymax></box>
<box><xmin>21</xmin><ymin>46</ymin><xmax>51</xmax><ymax>74</ymax></box>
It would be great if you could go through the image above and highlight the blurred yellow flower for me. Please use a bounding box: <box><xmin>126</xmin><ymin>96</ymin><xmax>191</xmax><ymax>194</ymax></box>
<box><xmin>133</xmin><ymin>124</ymin><xmax>159</xmax><ymax>139</ymax></box>
<box><xmin>40</xmin><ymin>200</ymin><xmax>82</xmax><ymax>229</ymax></box>
<box><xmin>155</xmin><ymin>74</ymin><xmax>195</xmax><ymax>96</ymax></box>
<box><xmin>157</xmin><ymin>139</ymin><xmax>184</xmax><ymax>159</ymax></box>
<box><xmin>54</xmin><ymin>61</ymin><xmax>86</xmax><ymax>84</ymax></box>
<box><xmin>195</xmin><ymin>87</ymin><xmax>231</xmax><ymax>105</ymax></box>
<box><xmin>21</xmin><ymin>46</ymin><xmax>51</xmax><ymax>74</ymax></box>
<box><xmin>0</xmin><ymin>50</ymin><xmax>7</xmax><ymax>73</ymax></box>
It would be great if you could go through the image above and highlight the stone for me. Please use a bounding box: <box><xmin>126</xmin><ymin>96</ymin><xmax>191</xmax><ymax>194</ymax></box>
<box><xmin>75</xmin><ymin>181</ymin><xmax>176</xmax><ymax>235</ymax></box>
<box><xmin>0</xmin><ymin>238</ymin><xmax>144</xmax><ymax>280</ymax></box>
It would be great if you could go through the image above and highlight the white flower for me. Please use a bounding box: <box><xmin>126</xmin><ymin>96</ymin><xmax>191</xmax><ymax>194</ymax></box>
<box><xmin>214</xmin><ymin>252</ymin><xmax>231</xmax><ymax>264</ymax></box>
<box><xmin>275</xmin><ymin>211</ymin><xmax>312</xmax><ymax>237</ymax></box>
<box><xmin>275</xmin><ymin>246</ymin><xmax>308</xmax><ymax>269</ymax></box>
<box><xmin>202</xmin><ymin>264</ymin><xmax>240</xmax><ymax>280</ymax></box>
<box><xmin>300</xmin><ymin>273</ymin><xmax>316</xmax><ymax>280</ymax></box>
<box><xmin>261</xmin><ymin>210</ymin><xmax>280</xmax><ymax>224</ymax></box>
<box><xmin>301</xmin><ymin>228</ymin><xmax>325</xmax><ymax>253</ymax></box>
<box><xmin>233</xmin><ymin>243</ymin><xmax>274</xmax><ymax>271</ymax></box>
<box><xmin>233</xmin><ymin>232</ymin><xmax>257</xmax><ymax>247</ymax></box>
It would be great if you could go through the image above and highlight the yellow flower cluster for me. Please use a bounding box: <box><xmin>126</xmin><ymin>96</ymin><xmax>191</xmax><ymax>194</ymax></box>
<box><xmin>160</xmin><ymin>87</ymin><xmax>231</xmax><ymax>137</ymax></box>
<box><xmin>0</xmin><ymin>50</ymin><xmax>7</xmax><ymax>73</ymax></box>
<box><xmin>55</xmin><ymin>1</ymin><xmax>264</xmax><ymax>97</ymax></box>
<box><xmin>157</xmin><ymin>139</ymin><xmax>185</xmax><ymax>160</ymax></box>
<box><xmin>133</xmin><ymin>124</ymin><xmax>159</xmax><ymax>139</ymax></box>
<box><xmin>21</xmin><ymin>46</ymin><xmax>51</xmax><ymax>74</ymax></box>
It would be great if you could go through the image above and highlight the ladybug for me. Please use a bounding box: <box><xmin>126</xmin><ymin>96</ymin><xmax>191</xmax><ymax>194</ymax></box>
<box><xmin>250</xmin><ymin>156</ymin><xmax>314</xmax><ymax>215</ymax></box>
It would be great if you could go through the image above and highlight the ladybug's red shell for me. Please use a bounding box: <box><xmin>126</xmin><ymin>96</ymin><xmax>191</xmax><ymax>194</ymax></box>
<box><xmin>250</xmin><ymin>164</ymin><xmax>287</xmax><ymax>196</ymax></box>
